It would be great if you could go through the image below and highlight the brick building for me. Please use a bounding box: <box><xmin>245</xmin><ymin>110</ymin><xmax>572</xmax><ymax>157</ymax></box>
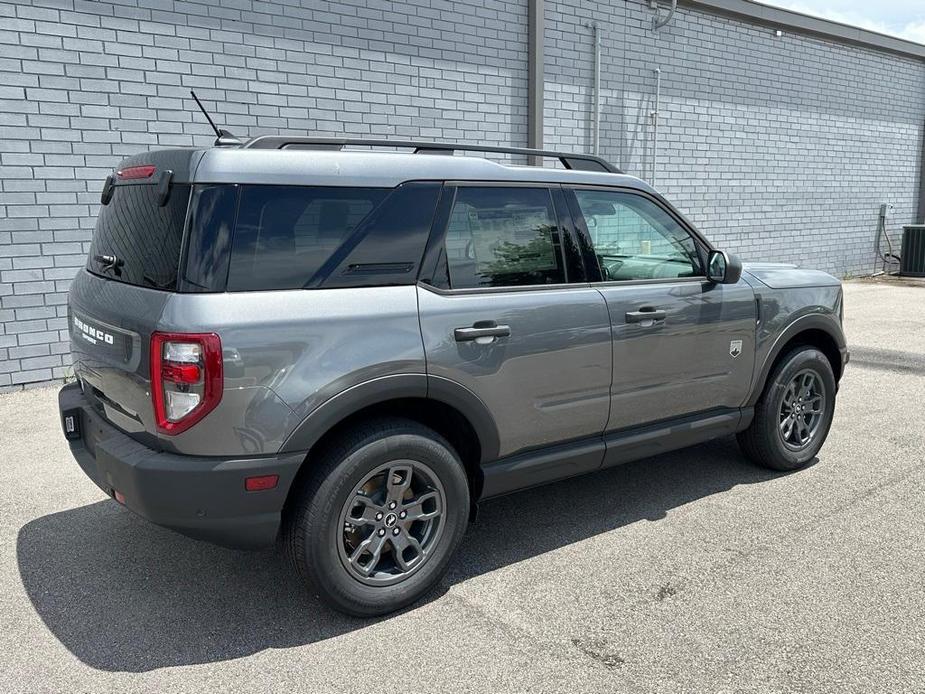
<box><xmin>1</xmin><ymin>0</ymin><xmax>924</xmax><ymax>388</ymax></box>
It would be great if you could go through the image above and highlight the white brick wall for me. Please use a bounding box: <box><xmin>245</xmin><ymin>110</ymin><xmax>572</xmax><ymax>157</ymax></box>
<box><xmin>0</xmin><ymin>0</ymin><xmax>923</xmax><ymax>388</ymax></box>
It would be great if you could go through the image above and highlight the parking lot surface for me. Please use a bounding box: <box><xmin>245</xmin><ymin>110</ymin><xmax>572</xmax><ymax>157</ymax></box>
<box><xmin>1</xmin><ymin>280</ymin><xmax>923</xmax><ymax>693</ymax></box>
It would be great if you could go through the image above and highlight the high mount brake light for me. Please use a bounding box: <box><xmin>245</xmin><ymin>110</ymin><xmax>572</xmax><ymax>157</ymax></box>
<box><xmin>151</xmin><ymin>332</ymin><xmax>223</xmax><ymax>435</ymax></box>
<box><xmin>117</xmin><ymin>165</ymin><xmax>157</xmax><ymax>180</ymax></box>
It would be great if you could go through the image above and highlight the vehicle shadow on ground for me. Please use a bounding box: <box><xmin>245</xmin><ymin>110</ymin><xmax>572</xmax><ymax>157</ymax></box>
<box><xmin>17</xmin><ymin>436</ymin><xmax>788</xmax><ymax>672</ymax></box>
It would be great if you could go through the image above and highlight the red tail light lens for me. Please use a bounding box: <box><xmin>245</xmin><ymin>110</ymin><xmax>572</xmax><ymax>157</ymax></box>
<box><xmin>117</xmin><ymin>164</ymin><xmax>157</xmax><ymax>180</ymax></box>
<box><xmin>151</xmin><ymin>332</ymin><xmax>223</xmax><ymax>435</ymax></box>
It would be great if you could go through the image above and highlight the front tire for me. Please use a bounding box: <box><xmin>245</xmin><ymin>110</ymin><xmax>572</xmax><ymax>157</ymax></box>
<box><xmin>283</xmin><ymin>418</ymin><xmax>469</xmax><ymax>617</ymax></box>
<box><xmin>737</xmin><ymin>346</ymin><xmax>837</xmax><ymax>471</ymax></box>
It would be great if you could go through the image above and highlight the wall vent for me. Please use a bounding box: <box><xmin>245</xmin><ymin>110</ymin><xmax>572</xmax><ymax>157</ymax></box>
<box><xmin>900</xmin><ymin>225</ymin><xmax>925</xmax><ymax>277</ymax></box>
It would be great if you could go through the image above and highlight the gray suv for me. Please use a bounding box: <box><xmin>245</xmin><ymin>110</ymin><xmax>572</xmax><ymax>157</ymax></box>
<box><xmin>58</xmin><ymin>137</ymin><xmax>847</xmax><ymax>616</ymax></box>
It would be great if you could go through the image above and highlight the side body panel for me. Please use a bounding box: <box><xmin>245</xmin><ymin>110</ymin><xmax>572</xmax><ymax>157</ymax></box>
<box><xmin>595</xmin><ymin>278</ymin><xmax>757</xmax><ymax>435</ymax></box>
<box><xmin>741</xmin><ymin>269</ymin><xmax>846</xmax><ymax>404</ymax></box>
<box><xmin>417</xmin><ymin>284</ymin><xmax>612</xmax><ymax>459</ymax></box>
<box><xmin>156</xmin><ymin>285</ymin><xmax>425</xmax><ymax>456</ymax></box>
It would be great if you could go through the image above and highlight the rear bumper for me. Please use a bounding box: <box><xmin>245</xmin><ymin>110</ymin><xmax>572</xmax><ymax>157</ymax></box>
<box><xmin>58</xmin><ymin>382</ymin><xmax>304</xmax><ymax>549</ymax></box>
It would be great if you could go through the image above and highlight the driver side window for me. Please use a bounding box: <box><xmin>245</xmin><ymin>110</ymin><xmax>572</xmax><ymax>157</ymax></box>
<box><xmin>573</xmin><ymin>190</ymin><xmax>702</xmax><ymax>281</ymax></box>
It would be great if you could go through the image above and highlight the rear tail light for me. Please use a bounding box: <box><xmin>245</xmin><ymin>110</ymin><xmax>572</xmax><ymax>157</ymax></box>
<box><xmin>151</xmin><ymin>332</ymin><xmax>223</xmax><ymax>435</ymax></box>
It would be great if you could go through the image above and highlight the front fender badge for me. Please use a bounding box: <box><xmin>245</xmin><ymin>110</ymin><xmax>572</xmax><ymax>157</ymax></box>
<box><xmin>730</xmin><ymin>340</ymin><xmax>743</xmax><ymax>358</ymax></box>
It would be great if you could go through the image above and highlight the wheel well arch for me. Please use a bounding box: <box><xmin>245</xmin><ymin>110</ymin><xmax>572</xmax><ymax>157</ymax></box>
<box><xmin>281</xmin><ymin>395</ymin><xmax>490</xmax><ymax>518</ymax></box>
<box><xmin>776</xmin><ymin>328</ymin><xmax>843</xmax><ymax>381</ymax></box>
<box><xmin>749</xmin><ymin>325</ymin><xmax>844</xmax><ymax>405</ymax></box>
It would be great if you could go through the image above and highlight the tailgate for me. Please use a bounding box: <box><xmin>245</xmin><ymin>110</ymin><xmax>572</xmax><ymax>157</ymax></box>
<box><xmin>69</xmin><ymin>270</ymin><xmax>170</xmax><ymax>447</ymax></box>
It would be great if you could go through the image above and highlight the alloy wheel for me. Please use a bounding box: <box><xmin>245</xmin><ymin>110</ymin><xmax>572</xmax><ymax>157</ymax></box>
<box><xmin>337</xmin><ymin>460</ymin><xmax>446</xmax><ymax>586</ymax></box>
<box><xmin>778</xmin><ymin>369</ymin><xmax>826</xmax><ymax>450</ymax></box>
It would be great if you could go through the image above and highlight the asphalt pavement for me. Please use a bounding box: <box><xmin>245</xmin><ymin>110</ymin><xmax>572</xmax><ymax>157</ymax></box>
<box><xmin>1</xmin><ymin>279</ymin><xmax>923</xmax><ymax>693</ymax></box>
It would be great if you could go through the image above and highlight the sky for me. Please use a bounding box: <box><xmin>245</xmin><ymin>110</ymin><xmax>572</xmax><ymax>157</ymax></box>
<box><xmin>760</xmin><ymin>0</ymin><xmax>925</xmax><ymax>44</ymax></box>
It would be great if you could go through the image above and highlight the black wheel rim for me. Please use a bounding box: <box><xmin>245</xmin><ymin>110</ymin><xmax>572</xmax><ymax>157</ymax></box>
<box><xmin>778</xmin><ymin>369</ymin><xmax>825</xmax><ymax>450</ymax></box>
<box><xmin>337</xmin><ymin>460</ymin><xmax>446</xmax><ymax>586</ymax></box>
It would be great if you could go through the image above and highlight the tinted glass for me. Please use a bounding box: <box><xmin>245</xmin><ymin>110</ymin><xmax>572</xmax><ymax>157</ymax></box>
<box><xmin>444</xmin><ymin>187</ymin><xmax>565</xmax><ymax>288</ymax></box>
<box><xmin>318</xmin><ymin>182</ymin><xmax>440</xmax><ymax>288</ymax></box>
<box><xmin>182</xmin><ymin>184</ymin><xmax>238</xmax><ymax>292</ymax></box>
<box><xmin>573</xmin><ymin>190</ymin><xmax>701</xmax><ymax>281</ymax></box>
<box><xmin>227</xmin><ymin>186</ymin><xmax>388</xmax><ymax>291</ymax></box>
<box><xmin>87</xmin><ymin>182</ymin><xmax>191</xmax><ymax>290</ymax></box>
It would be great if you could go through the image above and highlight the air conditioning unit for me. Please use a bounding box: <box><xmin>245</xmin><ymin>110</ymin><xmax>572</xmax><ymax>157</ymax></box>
<box><xmin>901</xmin><ymin>225</ymin><xmax>925</xmax><ymax>277</ymax></box>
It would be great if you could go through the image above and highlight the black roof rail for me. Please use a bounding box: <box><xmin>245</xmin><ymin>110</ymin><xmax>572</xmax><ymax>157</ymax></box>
<box><xmin>242</xmin><ymin>136</ymin><xmax>622</xmax><ymax>174</ymax></box>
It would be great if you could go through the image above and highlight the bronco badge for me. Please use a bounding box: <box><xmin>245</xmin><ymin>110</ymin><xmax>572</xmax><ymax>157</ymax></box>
<box><xmin>729</xmin><ymin>340</ymin><xmax>743</xmax><ymax>358</ymax></box>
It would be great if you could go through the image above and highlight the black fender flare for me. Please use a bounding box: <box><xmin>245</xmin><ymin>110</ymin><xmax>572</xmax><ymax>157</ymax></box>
<box><xmin>746</xmin><ymin>313</ymin><xmax>847</xmax><ymax>407</ymax></box>
<box><xmin>278</xmin><ymin>373</ymin><xmax>501</xmax><ymax>463</ymax></box>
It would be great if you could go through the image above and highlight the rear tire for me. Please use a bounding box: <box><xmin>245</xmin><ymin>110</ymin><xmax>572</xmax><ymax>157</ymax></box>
<box><xmin>283</xmin><ymin>418</ymin><xmax>469</xmax><ymax>617</ymax></box>
<box><xmin>737</xmin><ymin>346</ymin><xmax>836</xmax><ymax>471</ymax></box>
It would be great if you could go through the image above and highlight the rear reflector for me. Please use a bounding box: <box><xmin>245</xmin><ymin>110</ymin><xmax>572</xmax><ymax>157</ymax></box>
<box><xmin>117</xmin><ymin>164</ymin><xmax>156</xmax><ymax>180</ymax></box>
<box><xmin>114</xmin><ymin>490</ymin><xmax>126</xmax><ymax>505</ymax></box>
<box><xmin>245</xmin><ymin>475</ymin><xmax>279</xmax><ymax>492</ymax></box>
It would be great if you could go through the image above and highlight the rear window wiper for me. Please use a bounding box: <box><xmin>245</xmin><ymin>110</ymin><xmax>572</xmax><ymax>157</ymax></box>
<box><xmin>142</xmin><ymin>274</ymin><xmax>173</xmax><ymax>290</ymax></box>
<box><xmin>93</xmin><ymin>254</ymin><xmax>124</xmax><ymax>276</ymax></box>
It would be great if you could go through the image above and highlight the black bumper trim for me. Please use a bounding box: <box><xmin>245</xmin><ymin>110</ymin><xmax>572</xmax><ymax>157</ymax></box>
<box><xmin>59</xmin><ymin>382</ymin><xmax>305</xmax><ymax>549</ymax></box>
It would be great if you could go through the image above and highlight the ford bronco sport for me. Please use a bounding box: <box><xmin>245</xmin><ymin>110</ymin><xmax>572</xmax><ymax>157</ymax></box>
<box><xmin>59</xmin><ymin>136</ymin><xmax>847</xmax><ymax>616</ymax></box>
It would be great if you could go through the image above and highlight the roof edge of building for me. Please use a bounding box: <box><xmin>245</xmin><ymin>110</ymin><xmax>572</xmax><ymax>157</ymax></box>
<box><xmin>678</xmin><ymin>0</ymin><xmax>925</xmax><ymax>61</ymax></box>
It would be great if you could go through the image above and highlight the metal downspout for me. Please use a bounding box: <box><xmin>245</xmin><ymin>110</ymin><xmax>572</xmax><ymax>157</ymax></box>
<box><xmin>652</xmin><ymin>0</ymin><xmax>678</xmax><ymax>31</ymax></box>
<box><xmin>918</xmin><ymin>117</ymin><xmax>925</xmax><ymax>223</ymax></box>
<box><xmin>651</xmin><ymin>67</ymin><xmax>661</xmax><ymax>185</ymax></box>
<box><xmin>527</xmin><ymin>0</ymin><xmax>545</xmax><ymax>166</ymax></box>
<box><xmin>587</xmin><ymin>21</ymin><xmax>601</xmax><ymax>156</ymax></box>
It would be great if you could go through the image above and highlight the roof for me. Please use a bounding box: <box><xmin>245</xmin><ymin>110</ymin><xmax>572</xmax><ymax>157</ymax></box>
<box><xmin>685</xmin><ymin>0</ymin><xmax>925</xmax><ymax>61</ymax></box>
<box><xmin>191</xmin><ymin>147</ymin><xmax>655</xmax><ymax>191</ymax></box>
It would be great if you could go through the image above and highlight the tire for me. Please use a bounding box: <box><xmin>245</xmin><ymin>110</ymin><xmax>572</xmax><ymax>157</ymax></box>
<box><xmin>283</xmin><ymin>417</ymin><xmax>469</xmax><ymax>617</ymax></box>
<box><xmin>737</xmin><ymin>346</ymin><xmax>837</xmax><ymax>471</ymax></box>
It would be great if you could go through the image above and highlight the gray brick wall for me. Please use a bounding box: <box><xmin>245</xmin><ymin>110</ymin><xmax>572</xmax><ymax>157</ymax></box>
<box><xmin>0</xmin><ymin>0</ymin><xmax>528</xmax><ymax>389</ymax></box>
<box><xmin>545</xmin><ymin>0</ymin><xmax>925</xmax><ymax>276</ymax></box>
<box><xmin>0</xmin><ymin>0</ymin><xmax>923</xmax><ymax>389</ymax></box>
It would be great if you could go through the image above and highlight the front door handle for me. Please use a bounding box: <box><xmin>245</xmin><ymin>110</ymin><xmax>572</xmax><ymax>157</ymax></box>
<box><xmin>454</xmin><ymin>322</ymin><xmax>511</xmax><ymax>342</ymax></box>
<box><xmin>625</xmin><ymin>307</ymin><xmax>667</xmax><ymax>324</ymax></box>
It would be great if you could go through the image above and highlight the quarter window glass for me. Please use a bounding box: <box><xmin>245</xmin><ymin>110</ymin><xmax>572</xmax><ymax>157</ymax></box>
<box><xmin>444</xmin><ymin>187</ymin><xmax>565</xmax><ymax>288</ymax></box>
<box><xmin>227</xmin><ymin>186</ymin><xmax>388</xmax><ymax>291</ymax></box>
<box><xmin>574</xmin><ymin>190</ymin><xmax>701</xmax><ymax>281</ymax></box>
<box><xmin>182</xmin><ymin>184</ymin><xmax>238</xmax><ymax>292</ymax></box>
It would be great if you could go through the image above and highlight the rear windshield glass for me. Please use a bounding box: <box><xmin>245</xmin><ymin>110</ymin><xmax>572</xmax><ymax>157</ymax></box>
<box><xmin>226</xmin><ymin>186</ymin><xmax>388</xmax><ymax>291</ymax></box>
<box><xmin>87</xmin><ymin>182</ymin><xmax>191</xmax><ymax>290</ymax></box>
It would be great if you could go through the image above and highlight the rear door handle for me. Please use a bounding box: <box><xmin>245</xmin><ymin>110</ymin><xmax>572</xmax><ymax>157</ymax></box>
<box><xmin>625</xmin><ymin>307</ymin><xmax>667</xmax><ymax>324</ymax></box>
<box><xmin>454</xmin><ymin>322</ymin><xmax>511</xmax><ymax>342</ymax></box>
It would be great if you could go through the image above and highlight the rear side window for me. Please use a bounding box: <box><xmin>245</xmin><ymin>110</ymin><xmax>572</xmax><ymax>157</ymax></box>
<box><xmin>88</xmin><ymin>182</ymin><xmax>191</xmax><ymax>290</ymax></box>
<box><xmin>443</xmin><ymin>186</ymin><xmax>566</xmax><ymax>289</ymax></box>
<box><xmin>182</xmin><ymin>184</ymin><xmax>238</xmax><ymax>292</ymax></box>
<box><xmin>226</xmin><ymin>186</ymin><xmax>388</xmax><ymax>291</ymax></box>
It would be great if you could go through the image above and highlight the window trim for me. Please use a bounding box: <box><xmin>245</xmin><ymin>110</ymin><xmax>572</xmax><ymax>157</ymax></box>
<box><xmin>563</xmin><ymin>184</ymin><xmax>713</xmax><ymax>285</ymax></box>
<box><xmin>419</xmin><ymin>182</ymin><xmax>575</xmax><ymax>293</ymax></box>
<box><xmin>417</xmin><ymin>279</ymin><xmax>591</xmax><ymax>297</ymax></box>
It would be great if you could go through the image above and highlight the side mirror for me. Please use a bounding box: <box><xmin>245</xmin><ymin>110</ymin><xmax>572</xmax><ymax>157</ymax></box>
<box><xmin>707</xmin><ymin>250</ymin><xmax>743</xmax><ymax>284</ymax></box>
